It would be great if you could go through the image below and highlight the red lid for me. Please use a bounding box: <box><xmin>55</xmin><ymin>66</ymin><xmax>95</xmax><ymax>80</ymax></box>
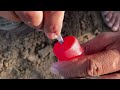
<box><xmin>53</xmin><ymin>36</ymin><xmax>83</xmax><ymax>62</ymax></box>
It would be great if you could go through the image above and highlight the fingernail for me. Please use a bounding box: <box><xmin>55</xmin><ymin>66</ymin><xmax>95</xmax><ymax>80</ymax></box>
<box><xmin>51</xmin><ymin>33</ymin><xmax>58</xmax><ymax>38</ymax></box>
<box><xmin>46</xmin><ymin>33</ymin><xmax>58</xmax><ymax>39</ymax></box>
<box><xmin>112</xmin><ymin>26</ymin><xmax>118</xmax><ymax>31</ymax></box>
<box><xmin>50</xmin><ymin>67</ymin><xmax>59</xmax><ymax>75</ymax></box>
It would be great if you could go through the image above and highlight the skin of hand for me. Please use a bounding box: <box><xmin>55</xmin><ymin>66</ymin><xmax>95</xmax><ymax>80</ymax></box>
<box><xmin>50</xmin><ymin>31</ymin><xmax>120</xmax><ymax>79</ymax></box>
<box><xmin>0</xmin><ymin>11</ymin><xmax>65</xmax><ymax>39</ymax></box>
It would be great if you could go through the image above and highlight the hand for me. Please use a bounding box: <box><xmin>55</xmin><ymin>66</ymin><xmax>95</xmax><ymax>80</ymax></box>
<box><xmin>51</xmin><ymin>32</ymin><xmax>120</xmax><ymax>79</ymax></box>
<box><xmin>0</xmin><ymin>11</ymin><xmax>65</xmax><ymax>39</ymax></box>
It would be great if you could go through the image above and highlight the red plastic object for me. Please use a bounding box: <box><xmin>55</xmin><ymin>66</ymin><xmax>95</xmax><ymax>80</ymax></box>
<box><xmin>53</xmin><ymin>36</ymin><xmax>84</xmax><ymax>62</ymax></box>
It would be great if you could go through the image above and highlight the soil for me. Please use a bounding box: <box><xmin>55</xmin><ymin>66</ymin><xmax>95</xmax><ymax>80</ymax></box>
<box><xmin>0</xmin><ymin>11</ymin><xmax>111</xmax><ymax>79</ymax></box>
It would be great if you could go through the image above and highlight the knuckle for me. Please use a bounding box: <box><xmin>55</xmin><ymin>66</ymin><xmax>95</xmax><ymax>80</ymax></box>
<box><xmin>86</xmin><ymin>58</ymin><xmax>98</xmax><ymax>77</ymax></box>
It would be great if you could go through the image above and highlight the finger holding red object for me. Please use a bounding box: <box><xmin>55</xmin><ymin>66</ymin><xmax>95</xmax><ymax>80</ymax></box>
<box><xmin>44</xmin><ymin>11</ymin><xmax>65</xmax><ymax>39</ymax></box>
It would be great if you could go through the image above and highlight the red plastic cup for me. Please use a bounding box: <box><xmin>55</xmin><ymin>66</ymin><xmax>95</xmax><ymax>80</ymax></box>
<box><xmin>53</xmin><ymin>36</ymin><xmax>84</xmax><ymax>62</ymax></box>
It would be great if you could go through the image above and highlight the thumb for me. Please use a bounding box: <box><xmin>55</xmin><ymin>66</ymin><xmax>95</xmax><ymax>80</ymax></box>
<box><xmin>51</xmin><ymin>49</ymin><xmax>120</xmax><ymax>78</ymax></box>
<box><xmin>81</xmin><ymin>32</ymin><xmax>118</xmax><ymax>55</ymax></box>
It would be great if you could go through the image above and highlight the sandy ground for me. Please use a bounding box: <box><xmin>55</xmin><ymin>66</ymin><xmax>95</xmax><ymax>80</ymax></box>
<box><xmin>0</xmin><ymin>11</ymin><xmax>110</xmax><ymax>79</ymax></box>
